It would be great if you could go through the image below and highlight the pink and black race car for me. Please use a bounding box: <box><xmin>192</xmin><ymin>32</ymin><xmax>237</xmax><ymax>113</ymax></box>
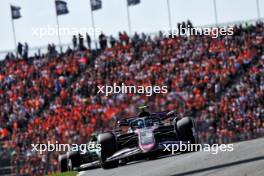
<box><xmin>97</xmin><ymin>108</ymin><xmax>198</xmax><ymax>169</ymax></box>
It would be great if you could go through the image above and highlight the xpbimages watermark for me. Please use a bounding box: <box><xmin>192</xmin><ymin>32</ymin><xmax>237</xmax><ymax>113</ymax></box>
<box><xmin>31</xmin><ymin>141</ymin><xmax>101</xmax><ymax>154</ymax></box>
<box><xmin>163</xmin><ymin>25</ymin><xmax>234</xmax><ymax>38</ymax></box>
<box><xmin>163</xmin><ymin>141</ymin><xmax>234</xmax><ymax>155</ymax></box>
<box><xmin>32</xmin><ymin>25</ymin><xmax>101</xmax><ymax>38</ymax></box>
<box><xmin>97</xmin><ymin>83</ymin><xmax>168</xmax><ymax>96</ymax></box>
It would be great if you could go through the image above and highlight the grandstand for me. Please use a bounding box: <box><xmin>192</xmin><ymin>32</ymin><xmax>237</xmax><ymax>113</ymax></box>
<box><xmin>0</xmin><ymin>19</ymin><xmax>263</xmax><ymax>175</ymax></box>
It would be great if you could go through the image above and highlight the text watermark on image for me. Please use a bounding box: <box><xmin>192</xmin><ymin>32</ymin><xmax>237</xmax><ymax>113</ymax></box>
<box><xmin>97</xmin><ymin>83</ymin><xmax>168</xmax><ymax>96</ymax></box>
<box><xmin>163</xmin><ymin>141</ymin><xmax>234</xmax><ymax>155</ymax></box>
<box><xmin>31</xmin><ymin>141</ymin><xmax>101</xmax><ymax>154</ymax></box>
<box><xmin>163</xmin><ymin>25</ymin><xmax>234</xmax><ymax>38</ymax></box>
<box><xmin>32</xmin><ymin>25</ymin><xmax>102</xmax><ymax>39</ymax></box>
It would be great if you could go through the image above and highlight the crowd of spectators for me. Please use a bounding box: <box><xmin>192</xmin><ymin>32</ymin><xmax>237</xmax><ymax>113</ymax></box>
<box><xmin>197</xmin><ymin>56</ymin><xmax>264</xmax><ymax>144</ymax></box>
<box><xmin>0</xmin><ymin>46</ymin><xmax>91</xmax><ymax>174</ymax></box>
<box><xmin>0</xmin><ymin>21</ymin><xmax>263</xmax><ymax>175</ymax></box>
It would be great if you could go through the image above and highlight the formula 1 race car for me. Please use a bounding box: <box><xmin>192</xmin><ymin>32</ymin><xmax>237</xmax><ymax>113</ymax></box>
<box><xmin>97</xmin><ymin>106</ymin><xmax>198</xmax><ymax>169</ymax></box>
<box><xmin>58</xmin><ymin>134</ymin><xmax>100</xmax><ymax>172</ymax></box>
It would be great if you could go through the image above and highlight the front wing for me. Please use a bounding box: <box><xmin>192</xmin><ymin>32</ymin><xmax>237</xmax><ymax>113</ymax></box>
<box><xmin>106</xmin><ymin>140</ymin><xmax>189</xmax><ymax>162</ymax></box>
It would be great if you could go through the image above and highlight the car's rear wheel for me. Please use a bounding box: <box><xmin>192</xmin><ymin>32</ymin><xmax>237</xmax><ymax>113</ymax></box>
<box><xmin>58</xmin><ymin>154</ymin><xmax>67</xmax><ymax>173</ymax></box>
<box><xmin>98</xmin><ymin>132</ymin><xmax>118</xmax><ymax>169</ymax></box>
<box><xmin>176</xmin><ymin>117</ymin><xmax>196</xmax><ymax>144</ymax></box>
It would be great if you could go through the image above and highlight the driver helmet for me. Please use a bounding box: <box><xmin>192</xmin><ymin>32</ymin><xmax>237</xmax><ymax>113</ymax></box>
<box><xmin>138</xmin><ymin>105</ymin><xmax>150</xmax><ymax>117</ymax></box>
<box><xmin>139</xmin><ymin>110</ymin><xmax>150</xmax><ymax>117</ymax></box>
<box><xmin>137</xmin><ymin>120</ymin><xmax>144</xmax><ymax>129</ymax></box>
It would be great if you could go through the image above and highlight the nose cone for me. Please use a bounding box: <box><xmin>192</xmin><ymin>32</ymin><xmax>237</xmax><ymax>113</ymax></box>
<box><xmin>136</xmin><ymin>129</ymin><xmax>156</xmax><ymax>152</ymax></box>
<box><xmin>139</xmin><ymin>143</ymin><xmax>155</xmax><ymax>152</ymax></box>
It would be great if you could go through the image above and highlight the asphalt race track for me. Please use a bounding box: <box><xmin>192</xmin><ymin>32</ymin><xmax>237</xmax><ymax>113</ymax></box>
<box><xmin>78</xmin><ymin>138</ymin><xmax>264</xmax><ymax>176</ymax></box>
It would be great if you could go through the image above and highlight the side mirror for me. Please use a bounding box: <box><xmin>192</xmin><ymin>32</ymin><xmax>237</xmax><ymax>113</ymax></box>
<box><xmin>166</xmin><ymin>110</ymin><xmax>176</xmax><ymax>117</ymax></box>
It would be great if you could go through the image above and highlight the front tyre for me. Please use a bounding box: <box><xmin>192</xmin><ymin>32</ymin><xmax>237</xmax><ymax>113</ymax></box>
<box><xmin>97</xmin><ymin>132</ymin><xmax>118</xmax><ymax>169</ymax></box>
<box><xmin>66</xmin><ymin>151</ymin><xmax>81</xmax><ymax>170</ymax></box>
<box><xmin>67</xmin><ymin>158</ymin><xmax>73</xmax><ymax>171</ymax></box>
<box><xmin>58</xmin><ymin>154</ymin><xmax>67</xmax><ymax>173</ymax></box>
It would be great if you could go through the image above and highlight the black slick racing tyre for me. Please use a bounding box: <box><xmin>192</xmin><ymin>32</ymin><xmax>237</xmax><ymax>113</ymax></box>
<box><xmin>67</xmin><ymin>151</ymin><xmax>81</xmax><ymax>170</ymax></box>
<box><xmin>97</xmin><ymin>132</ymin><xmax>118</xmax><ymax>169</ymax></box>
<box><xmin>58</xmin><ymin>154</ymin><xmax>67</xmax><ymax>173</ymax></box>
<box><xmin>177</xmin><ymin>117</ymin><xmax>196</xmax><ymax>144</ymax></box>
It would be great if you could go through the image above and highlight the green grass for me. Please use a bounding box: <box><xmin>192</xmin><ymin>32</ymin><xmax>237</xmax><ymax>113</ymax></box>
<box><xmin>50</xmin><ymin>171</ymin><xmax>78</xmax><ymax>176</ymax></box>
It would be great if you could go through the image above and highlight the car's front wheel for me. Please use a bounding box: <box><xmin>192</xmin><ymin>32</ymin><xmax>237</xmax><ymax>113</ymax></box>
<box><xmin>66</xmin><ymin>151</ymin><xmax>81</xmax><ymax>170</ymax></box>
<box><xmin>67</xmin><ymin>158</ymin><xmax>73</xmax><ymax>171</ymax></box>
<box><xmin>97</xmin><ymin>132</ymin><xmax>118</xmax><ymax>169</ymax></box>
<box><xmin>58</xmin><ymin>154</ymin><xmax>67</xmax><ymax>172</ymax></box>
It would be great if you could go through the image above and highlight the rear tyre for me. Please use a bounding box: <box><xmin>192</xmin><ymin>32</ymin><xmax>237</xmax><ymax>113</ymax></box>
<box><xmin>177</xmin><ymin>117</ymin><xmax>196</xmax><ymax>144</ymax></box>
<box><xmin>98</xmin><ymin>132</ymin><xmax>118</xmax><ymax>169</ymax></box>
<box><xmin>58</xmin><ymin>154</ymin><xmax>67</xmax><ymax>173</ymax></box>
